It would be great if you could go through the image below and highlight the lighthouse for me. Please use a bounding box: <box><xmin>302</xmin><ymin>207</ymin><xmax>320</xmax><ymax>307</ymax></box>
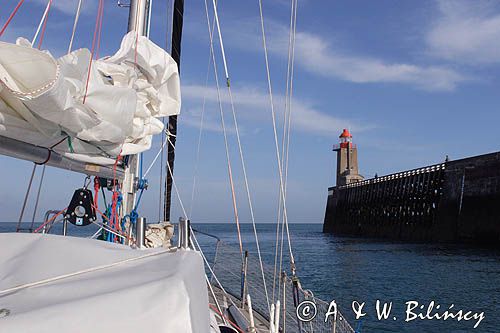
<box><xmin>334</xmin><ymin>129</ymin><xmax>364</xmax><ymax>186</ymax></box>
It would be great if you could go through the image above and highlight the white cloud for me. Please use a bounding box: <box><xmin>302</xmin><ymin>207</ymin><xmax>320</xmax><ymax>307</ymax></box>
<box><xmin>32</xmin><ymin>0</ymin><xmax>95</xmax><ymax>15</ymax></box>
<box><xmin>427</xmin><ymin>0</ymin><xmax>500</xmax><ymax>64</ymax></box>
<box><xmin>217</xmin><ymin>18</ymin><xmax>466</xmax><ymax>91</ymax></box>
<box><xmin>292</xmin><ymin>30</ymin><xmax>464</xmax><ymax>91</ymax></box>
<box><xmin>180</xmin><ymin>84</ymin><xmax>370</xmax><ymax>138</ymax></box>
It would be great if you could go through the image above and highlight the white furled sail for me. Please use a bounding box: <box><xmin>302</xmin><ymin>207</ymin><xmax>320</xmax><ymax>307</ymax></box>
<box><xmin>0</xmin><ymin>233</ymin><xmax>209</xmax><ymax>333</ymax></box>
<box><xmin>0</xmin><ymin>31</ymin><xmax>181</xmax><ymax>166</ymax></box>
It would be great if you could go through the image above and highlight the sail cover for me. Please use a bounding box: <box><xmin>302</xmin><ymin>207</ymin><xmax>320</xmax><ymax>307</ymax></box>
<box><xmin>0</xmin><ymin>233</ymin><xmax>209</xmax><ymax>332</ymax></box>
<box><xmin>0</xmin><ymin>32</ymin><xmax>181</xmax><ymax>165</ymax></box>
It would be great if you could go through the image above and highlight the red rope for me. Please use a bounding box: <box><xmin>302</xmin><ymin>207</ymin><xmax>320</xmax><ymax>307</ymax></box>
<box><xmin>95</xmin><ymin>0</ymin><xmax>105</xmax><ymax>59</ymax></box>
<box><xmin>109</xmin><ymin>154</ymin><xmax>122</xmax><ymax>240</ymax></box>
<box><xmin>0</xmin><ymin>0</ymin><xmax>26</xmax><ymax>37</ymax></box>
<box><xmin>93</xmin><ymin>177</ymin><xmax>100</xmax><ymax>209</ymax></box>
<box><xmin>33</xmin><ymin>207</ymin><xmax>67</xmax><ymax>233</ymax></box>
<box><xmin>37</xmin><ymin>0</ymin><xmax>53</xmax><ymax>50</ymax></box>
<box><xmin>83</xmin><ymin>0</ymin><xmax>104</xmax><ymax>104</ymax></box>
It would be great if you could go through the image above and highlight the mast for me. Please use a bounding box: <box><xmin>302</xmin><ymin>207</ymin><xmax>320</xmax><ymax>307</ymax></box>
<box><xmin>121</xmin><ymin>0</ymin><xmax>150</xmax><ymax>217</ymax></box>
<box><xmin>163</xmin><ymin>0</ymin><xmax>184</xmax><ymax>222</ymax></box>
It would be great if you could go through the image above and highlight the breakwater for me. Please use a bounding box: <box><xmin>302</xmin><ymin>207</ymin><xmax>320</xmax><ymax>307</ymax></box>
<box><xmin>323</xmin><ymin>151</ymin><xmax>500</xmax><ymax>245</ymax></box>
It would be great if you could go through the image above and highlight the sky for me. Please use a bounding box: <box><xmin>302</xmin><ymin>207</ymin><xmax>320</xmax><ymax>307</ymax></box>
<box><xmin>1</xmin><ymin>0</ymin><xmax>500</xmax><ymax>224</ymax></box>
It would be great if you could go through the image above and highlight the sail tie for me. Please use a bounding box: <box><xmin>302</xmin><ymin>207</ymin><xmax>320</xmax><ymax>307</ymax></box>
<box><xmin>0</xmin><ymin>248</ymin><xmax>172</xmax><ymax>296</ymax></box>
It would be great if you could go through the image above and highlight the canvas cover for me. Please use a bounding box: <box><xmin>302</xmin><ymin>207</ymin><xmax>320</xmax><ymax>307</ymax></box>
<box><xmin>0</xmin><ymin>32</ymin><xmax>181</xmax><ymax>165</ymax></box>
<box><xmin>0</xmin><ymin>233</ymin><xmax>209</xmax><ymax>333</ymax></box>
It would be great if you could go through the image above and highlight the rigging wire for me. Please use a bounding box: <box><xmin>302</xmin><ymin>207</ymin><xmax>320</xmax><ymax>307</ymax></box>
<box><xmin>188</xmin><ymin>53</ymin><xmax>211</xmax><ymax>218</ymax></box>
<box><xmin>36</xmin><ymin>0</ymin><xmax>53</xmax><ymax>50</ymax></box>
<box><xmin>273</xmin><ymin>0</ymin><xmax>297</xmax><ymax>302</ymax></box>
<box><xmin>143</xmin><ymin>131</ymin><xmax>169</xmax><ymax>178</ymax></box>
<box><xmin>29</xmin><ymin>165</ymin><xmax>47</xmax><ymax>230</ymax></box>
<box><xmin>190</xmin><ymin>230</ymin><xmax>249</xmax><ymax>321</ymax></box>
<box><xmin>256</xmin><ymin>0</ymin><xmax>296</xmax><ymax>274</ymax></box>
<box><xmin>163</xmin><ymin>138</ymin><xmax>248</xmax><ymax>323</ymax></box>
<box><xmin>31</xmin><ymin>0</ymin><xmax>52</xmax><ymax>47</ymax></box>
<box><xmin>158</xmin><ymin>0</ymin><xmax>174</xmax><ymax>221</ymax></box>
<box><xmin>68</xmin><ymin>0</ymin><xmax>83</xmax><ymax>54</ymax></box>
<box><xmin>159</xmin><ymin>121</ymin><xmax>165</xmax><ymax>221</ymax></box>
<box><xmin>189</xmin><ymin>5</ymin><xmax>218</xmax><ymax>219</ymax></box>
<box><xmin>278</xmin><ymin>0</ymin><xmax>299</xmax><ymax>299</ymax></box>
<box><xmin>166</xmin><ymin>136</ymin><xmax>188</xmax><ymax>219</ymax></box>
<box><xmin>146</xmin><ymin>0</ymin><xmax>153</xmax><ymax>38</ymax></box>
<box><xmin>207</xmin><ymin>0</ymin><xmax>271</xmax><ymax>312</ymax></box>
<box><xmin>203</xmin><ymin>0</ymin><xmax>243</xmax><ymax>256</ymax></box>
<box><xmin>16</xmin><ymin>164</ymin><xmax>37</xmax><ymax>232</ymax></box>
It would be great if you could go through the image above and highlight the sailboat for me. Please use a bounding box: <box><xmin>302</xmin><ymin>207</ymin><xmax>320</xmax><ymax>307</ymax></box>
<box><xmin>0</xmin><ymin>1</ymin><xmax>354</xmax><ymax>332</ymax></box>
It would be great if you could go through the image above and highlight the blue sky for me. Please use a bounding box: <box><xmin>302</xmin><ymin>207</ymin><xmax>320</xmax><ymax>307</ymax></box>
<box><xmin>1</xmin><ymin>0</ymin><xmax>500</xmax><ymax>224</ymax></box>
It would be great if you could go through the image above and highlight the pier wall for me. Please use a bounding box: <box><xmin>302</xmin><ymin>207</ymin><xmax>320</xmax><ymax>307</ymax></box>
<box><xmin>323</xmin><ymin>152</ymin><xmax>500</xmax><ymax>244</ymax></box>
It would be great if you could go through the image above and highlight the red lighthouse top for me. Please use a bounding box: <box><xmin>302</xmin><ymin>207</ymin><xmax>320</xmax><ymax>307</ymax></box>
<box><xmin>338</xmin><ymin>128</ymin><xmax>353</xmax><ymax>148</ymax></box>
<box><xmin>339</xmin><ymin>128</ymin><xmax>352</xmax><ymax>139</ymax></box>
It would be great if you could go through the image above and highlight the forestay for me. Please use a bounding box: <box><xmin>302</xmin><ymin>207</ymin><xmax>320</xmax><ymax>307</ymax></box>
<box><xmin>0</xmin><ymin>233</ymin><xmax>208</xmax><ymax>333</ymax></box>
<box><xmin>0</xmin><ymin>32</ymin><xmax>181</xmax><ymax>165</ymax></box>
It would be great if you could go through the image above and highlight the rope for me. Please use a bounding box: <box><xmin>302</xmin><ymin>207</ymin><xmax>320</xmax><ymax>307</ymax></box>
<box><xmin>0</xmin><ymin>248</ymin><xmax>171</xmax><ymax>295</ymax></box>
<box><xmin>203</xmin><ymin>0</ymin><xmax>243</xmax><ymax>255</ymax></box>
<box><xmin>16</xmin><ymin>164</ymin><xmax>37</xmax><ymax>232</ymax></box>
<box><xmin>209</xmin><ymin>304</ymin><xmax>244</xmax><ymax>333</ymax></box>
<box><xmin>95</xmin><ymin>0</ymin><xmax>105</xmax><ymax>60</ymax></box>
<box><xmin>33</xmin><ymin>207</ymin><xmax>67</xmax><ymax>233</ymax></box>
<box><xmin>210</xmin><ymin>0</ymin><xmax>229</xmax><ymax>84</ymax></box>
<box><xmin>83</xmin><ymin>0</ymin><xmax>104</xmax><ymax>104</ymax></box>
<box><xmin>0</xmin><ymin>0</ymin><xmax>26</xmax><ymax>38</ymax></box>
<box><xmin>36</xmin><ymin>0</ymin><xmax>53</xmax><ymax>50</ymax></box>
<box><xmin>68</xmin><ymin>0</ymin><xmax>83</xmax><ymax>54</ymax></box>
<box><xmin>29</xmin><ymin>165</ymin><xmax>46</xmax><ymax>230</ymax></box>
<box><xmin>206</xmin><ymin>276</ymin><xmax>228</xmax><ymax>326</ymax></box>
<box><xmin>208</xmin><ymin>0</ymin><xmax>270</xmax><ymax>313</ymax></box>
<box><xmin>31</xmin><ymin>0</ymin><xmax>52</xmax><ymax>47</ymax></box>
<box><xmin>257</xmin><ymin>0</ymin><xmax>296</xmax><ymax>275</ymax></box>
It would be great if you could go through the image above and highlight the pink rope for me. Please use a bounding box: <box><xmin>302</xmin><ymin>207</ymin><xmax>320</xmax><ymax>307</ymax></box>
<box><xmin>0</xmin><ymin>0</ymin><xmax>26</xmax><ymax>37</ymax></box>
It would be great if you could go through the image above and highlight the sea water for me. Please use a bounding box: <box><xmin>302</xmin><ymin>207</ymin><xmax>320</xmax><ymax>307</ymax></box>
<box><xmin>2</xmin><ymin>222</ymin><xmax>499</xmax><ymax>332</ymax></box>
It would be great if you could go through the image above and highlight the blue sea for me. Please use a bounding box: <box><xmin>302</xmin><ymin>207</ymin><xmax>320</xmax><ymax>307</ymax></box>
<box><xmin>2</xmin><ymin>222</ymin><xmax>499</xmax><ymax>332</ymax></box>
